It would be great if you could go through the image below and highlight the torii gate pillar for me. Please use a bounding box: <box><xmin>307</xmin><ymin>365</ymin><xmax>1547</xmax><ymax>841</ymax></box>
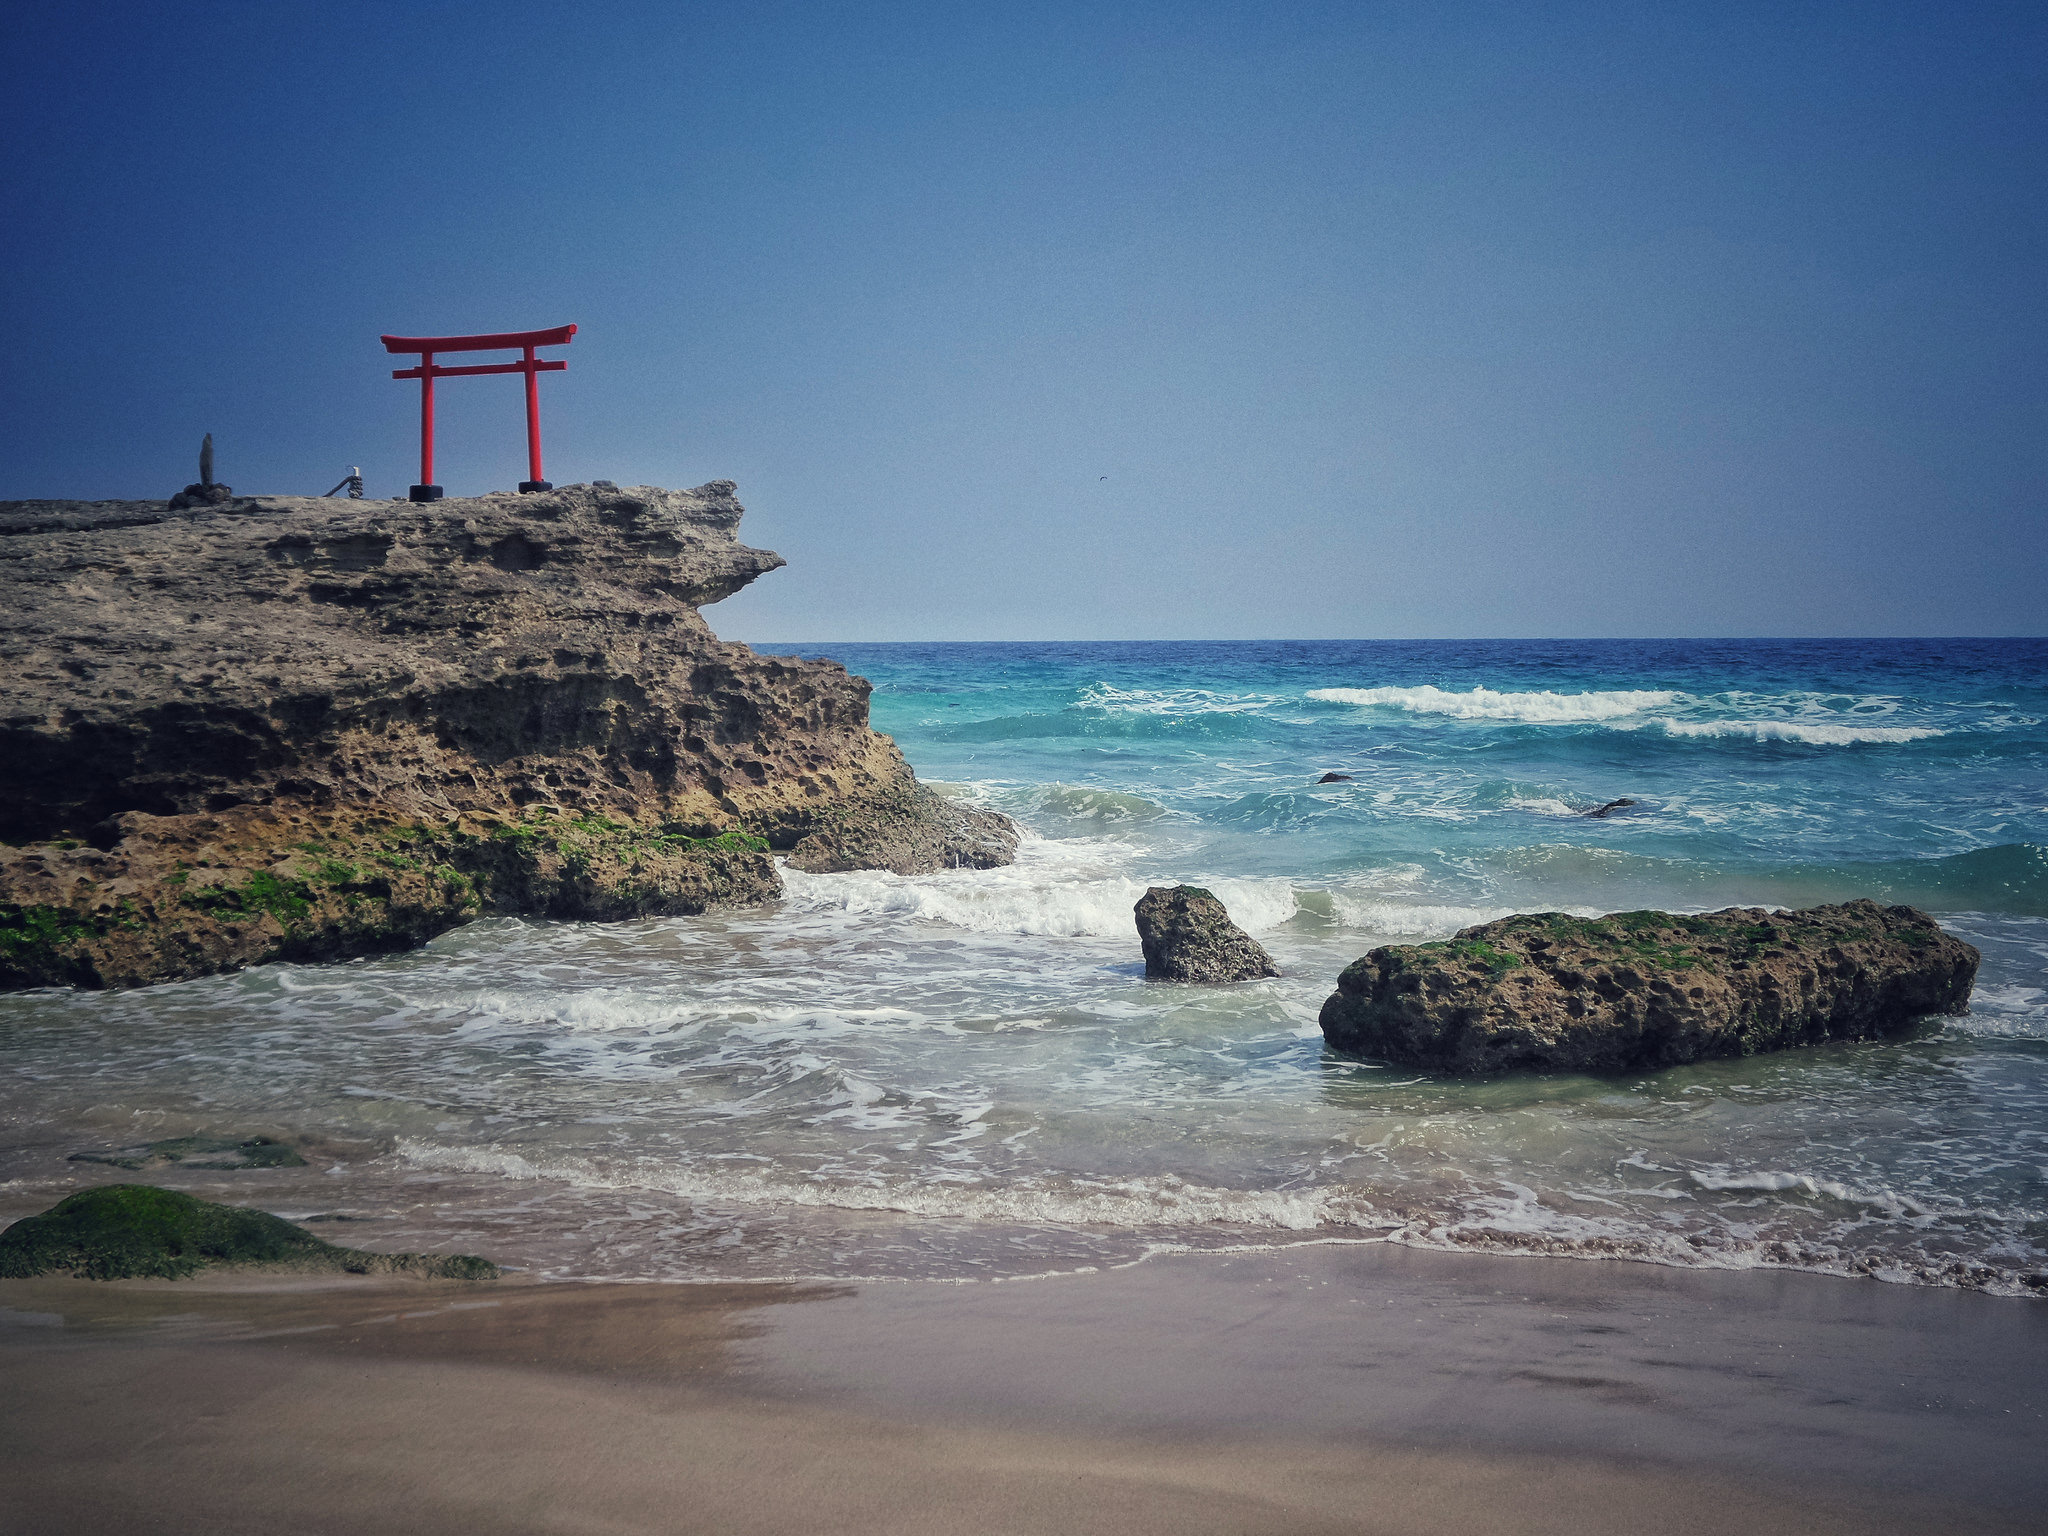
<box><xmin>381</xmin><ymin>324</ymin><xmax>578</xmax><ymax>501</ymax></box>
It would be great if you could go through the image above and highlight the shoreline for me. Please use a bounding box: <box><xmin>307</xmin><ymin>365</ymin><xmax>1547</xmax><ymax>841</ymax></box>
<box><xmin>10</xmin><ymin>1130</ymin><xmax>2044</xmax><ymax>1298</ymax></box>
<box><xmin>5</xmin><ymin>1239</ymin><xmax>2043</xmax><ymax>1534</ymax></box>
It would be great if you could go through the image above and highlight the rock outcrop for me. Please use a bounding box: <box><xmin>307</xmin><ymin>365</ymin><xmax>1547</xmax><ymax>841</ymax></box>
<box><xmin>1135</xmin><ymin>885</ymin><xmax>1279</xmax><ymax>983</ymax></box>
<box><xmin>0</xmin><ymin>482</ymin><xmax>1016</xmax><ymax>988</ymax></box>
<box><xmin>167</xmin><ymin>481</ymin><xmax>235</xmax><ymax>512</ymax></box>
<box><xmin>1319</xmin><ymin>900</ymin><xmax>1977</xmax><ymax>1075</ymax></box>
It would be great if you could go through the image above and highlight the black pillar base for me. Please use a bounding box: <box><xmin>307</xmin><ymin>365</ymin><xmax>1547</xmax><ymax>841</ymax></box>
<box><xmin>409</xmin><ymin>484</ymin><xmax>443</xmax><ymax>503</ymax></box>
<box><xmin>518</xmin><ymin>480</ymin><xmax>552</xmax><ymax>493</ymax></box>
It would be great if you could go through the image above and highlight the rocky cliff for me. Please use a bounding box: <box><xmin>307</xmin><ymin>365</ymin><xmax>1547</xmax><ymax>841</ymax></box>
<box><xmin>0</xmin><ymin>482</ymin><xmax>1015</xmax><ymax>988</ymax></box>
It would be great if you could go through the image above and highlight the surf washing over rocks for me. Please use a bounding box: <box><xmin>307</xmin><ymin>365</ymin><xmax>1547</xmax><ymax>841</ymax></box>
<box><xmin>3</xmin><ymin>636</ymin><xmax>2045</xmax><ymax>1295</ymax></box>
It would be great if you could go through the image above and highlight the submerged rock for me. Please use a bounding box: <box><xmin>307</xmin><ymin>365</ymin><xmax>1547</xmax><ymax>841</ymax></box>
<box><xmin>0</xmin><ymin>482</ymin><xmax>1015</xmax><ymax>988</ymax></box>
<box><xmin>0</xmin><ymin>1185</ymin><xmax>498</xmax><ymax>1281</ymax></box>
<box><xmin>69</xmin><ymin>1134</ymin><xmax>306</xmax><ymax>1171</ymax></box>
<box><xmin>1135</xmin><ymin>885</ymin><xmax>1279</xmax><ymax>983</ymax></box>
<box><xmin>1319</xmin><ymin>899</ymin><xmax>1977</xmax><ymax>1075</ymax></box>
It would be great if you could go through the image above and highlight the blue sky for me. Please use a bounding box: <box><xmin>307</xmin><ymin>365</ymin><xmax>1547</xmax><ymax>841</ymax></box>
<box><xmin>2</xmin><ymin>1</ymin><xmax>2042</xmax><ymax>638</ymax></box>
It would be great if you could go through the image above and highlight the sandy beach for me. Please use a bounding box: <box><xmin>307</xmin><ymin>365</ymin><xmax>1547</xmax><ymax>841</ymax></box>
<box><xmin>5</xmin><ymin>1242</ymin><xmax>2042</xmax><ymax>1535</ymax></box>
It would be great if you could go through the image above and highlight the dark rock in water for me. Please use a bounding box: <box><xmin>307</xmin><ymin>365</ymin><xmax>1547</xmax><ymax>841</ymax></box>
<box><xmin>69</xmin><ymin>1135</ymin><xmax>306</xmax><ymax>1172</ymax></box>
<box><xmin>1319</xmin><ymin>899</ymin><xmax>1977</xmax><ymax>1075</ymax></box>
<box><xmin>167</xmin><ymin>481</ymin><xmax>236</xmax><ymax>511</ymax></box>
<box><xmin>0</xmin><ymin>1184</ymin><xmax>498</xmax><ymax>1281</ymax></box>
<box><xmin>1317</xmin><ymin>772</ymin><xmax>1354</xmax><ymax>784</ymax></box>
<box><xmin>0</xmin><ymin>481</ymin><xmax>1016</xmax><ymax>989</ymax></box>
<box><xmin>1135</xmin><ymin>884</ymin><xmax>1279</xmax><ymax>983</ymax></box>
<box><xmin>1583</xmin><ymin>797</ymin><xmax>1637</xmax><ymax>818</ymax></box>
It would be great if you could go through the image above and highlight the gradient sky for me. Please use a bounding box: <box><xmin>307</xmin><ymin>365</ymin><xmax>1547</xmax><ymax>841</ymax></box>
<box><xmin>3</xmin><ymin>1</ymin><xmax>2043</xmax><ymax>639</ymax></box>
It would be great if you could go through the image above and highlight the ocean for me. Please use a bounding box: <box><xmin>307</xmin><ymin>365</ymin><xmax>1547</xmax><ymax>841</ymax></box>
<box><xmin>3</xmin><ymin>638</ymin><xmax>2045</xmax><ymax>1293</ymax></box>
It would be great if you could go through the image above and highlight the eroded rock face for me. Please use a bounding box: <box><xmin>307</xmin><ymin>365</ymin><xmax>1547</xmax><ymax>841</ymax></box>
<box><xmin>783</xmin><ymin>780</ymin><xmax>1020</xmax><ymax>875</ymax></box>
<box><xmin>0</xmin><ymin>482</ymin><xmax>1015</xmax><ymax>988</ymax></box>
<box><xmin>1319</xmin><ymin>900</ymin><xmax>1978</xmax><ymax>1075</ymax></box>
<box><xmin>1135</xmin><ymin>884</ymin><xmax>1279</xmax><ymax>983</ymax></box>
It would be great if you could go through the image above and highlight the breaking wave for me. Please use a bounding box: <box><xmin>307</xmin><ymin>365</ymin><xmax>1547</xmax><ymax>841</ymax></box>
<box><xmin>1304</xmin><ymin>683</ymin><xmax>1970</xmax><ymax>744</ymax></box>
<box><xmin>1316</xmin><ymin>892</ymin><xmax>1581</xmax><ymax>937</ymax></box>
<box><xmin>1072</xmin><ymin>683</ymin><xmax>1284</xmax><ymax>716</ymax></box>
<box><xmin>779</xmin><ymin>846</ymin><xmax>1301</xmax><ymax>938</ymax></box>
<box><xmin>1034</xmin><ymin>784</ymin><xmax>1169</xmax><ymax>822</ymax></box>
<box><xmin>1687</xmin><ymin>1167</ymin><xmax>1940</xmax><ymax>1219</ymax></box>
<box><xmin>1307</xmin><ymin>684</ymin><xmax>1678</xmax><ymax>722</ymax></box>
<box><xmin>398</xmin><ymin>1139</ymin><xmax>1378</xmax><ymax>1233</ymax></box>
<box><xmin>1647</xmin><ymin>719</ymin><xmax>1946</xmax><ymax>745</ymax></box>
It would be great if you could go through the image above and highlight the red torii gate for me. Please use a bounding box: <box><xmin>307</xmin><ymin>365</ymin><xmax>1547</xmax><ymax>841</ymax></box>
<box><xmin>381</xmin><ymin>323</ymin><xmax>577</xmax><ymax>502</ymax></box>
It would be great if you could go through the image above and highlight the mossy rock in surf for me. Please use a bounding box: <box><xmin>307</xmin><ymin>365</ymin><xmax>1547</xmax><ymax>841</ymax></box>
<box><xmin>0</xmin><ymin>1185</ymin><xmax>499</xmax><ymax>1281</ymax></box>
<box><xmin>1319</xmin><ymin>899</ymin><xmax>1979</xmax><ymax>1075</ymax></box>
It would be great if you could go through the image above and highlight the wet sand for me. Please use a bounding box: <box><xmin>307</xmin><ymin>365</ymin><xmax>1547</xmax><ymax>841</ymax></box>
<box><xmin>4</xmin><ymin>1242</ymin><xmax>2043</xmax><ymax>1535</ymax></box>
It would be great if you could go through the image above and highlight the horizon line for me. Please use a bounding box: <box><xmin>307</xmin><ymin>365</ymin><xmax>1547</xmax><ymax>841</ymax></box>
<box><xmin>738</xmin><ymin>634</ymin><xmax>2048</xmax><ymax>646</ymax></box>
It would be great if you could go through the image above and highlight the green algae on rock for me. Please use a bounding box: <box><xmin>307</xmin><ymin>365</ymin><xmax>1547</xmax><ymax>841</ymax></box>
<box><xmin>0</xmin><ymin>1185</ymin><xmax>499</xmax><ymax>1281</ymax></box>
<box><xmin>1319</xmin><ymin>899</ymin><xmax>1979</xmax><ymax>1075</ymax></box>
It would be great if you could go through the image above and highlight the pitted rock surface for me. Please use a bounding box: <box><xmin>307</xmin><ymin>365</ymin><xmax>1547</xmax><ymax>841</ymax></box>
<box><xmin>1319</xmin><ymin>899</ymin><xmax>1978</xmax><ymax>1075</ymax></box>
<box><xmin>0</xmin><ymin>481</ymin><xmax>1015</xmax><ymax>988</ymax></box>
<box><xmin>1135</xmin><ymin>884</ymin><xmax>1280</xmax><ymax>983</ymax></box>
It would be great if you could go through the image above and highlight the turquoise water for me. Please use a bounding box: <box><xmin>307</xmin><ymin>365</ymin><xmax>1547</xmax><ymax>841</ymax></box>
<box><xmin>2</xmin><ymin>639</ymin><xmax>2044</xmax><ymax>1292</ymax></box>
<box><xmin>838</xmin><ymin>638</ymin><xmax>2048</xmax><ymax>916</ymax></box>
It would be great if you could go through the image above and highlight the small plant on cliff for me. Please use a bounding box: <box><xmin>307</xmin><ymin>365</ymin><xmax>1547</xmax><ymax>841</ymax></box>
<box><xmin>180</xmin><ymin>869</ymin><xmax>317</xmax><ymax>927</ymax></box>
<box><xmin>0</xmin><ymin>899</ymin><xmax>146</xmax><ymax>976</ymax></box>
<box><xmin>487</xmin><ymin>809</ymin><xmax>768</xmax><ymax>858</ymax></box>
<box><xmin>0</xmin><ymin>904</ymin><xmax>98</xmax><ymax>957</ymax></box>
<box><xmin>662</xmin><ymin>827</ymin><xmax>771</xmax><ymax>854</ymax></box>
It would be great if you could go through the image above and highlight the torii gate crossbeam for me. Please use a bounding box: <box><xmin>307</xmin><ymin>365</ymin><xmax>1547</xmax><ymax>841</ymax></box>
<box><xmin>381</xmin><ymin>324</ymin><xmax>577</xmax><ymax>502</ymax></box>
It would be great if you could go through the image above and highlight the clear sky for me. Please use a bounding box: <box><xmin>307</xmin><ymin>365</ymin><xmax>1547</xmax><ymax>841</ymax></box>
<box><xmin>2</xmin><ymin>1</ymin><xmax>2042</xmax><ymax>639</ymax></box>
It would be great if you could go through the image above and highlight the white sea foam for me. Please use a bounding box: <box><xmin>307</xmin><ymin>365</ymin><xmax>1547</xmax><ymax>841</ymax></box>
<box><xmin>443</xmin><ymin>987</ymin><xmax>701</xmax><ymax>1034</ymax></box>
<box><xmin>1687</xmin><ymin>1167</ymin><xmax>1938</xmax><ymax>1218</ymax></box>
<box><xmin>1954</xmin><ymin>982</ymin><xmax>2048</xmax><ymax>1039</ymax></box>
<box><xmin>1503</xmin><ymin>795</ymin><xmax>1582</xmax><ymax>817</ymax></box>
<box><xmin>397</xmin><ymin>1139</ymin><xmax>1382</xmax><ymax>1231</ymax></box>
<box><xmin>1324</xmin><ymin>895</ymin><xmax>1519</xmax><ymax>937</ymax></box>
<box><xmin>779</xmin><ymin>841</ymin><xmax>1301</xmax><ymax>938</ymax></box>
<box><xmin>1307</xmin><ymin>685</ymin><xmax>1678</xmax><ymax>722</ymax></box>
<box><xmin>1073</xmin><ymin>684</ymin><xmax>1281</xmax><ymax>716</ymax></box>
<box><xmin>433</xmin><ymin>990</ymin><xmax>937</xmax><ymax>1044</ymax></box>
<box><xmin>1648</xmin><ymin>719</ymin><xmax>1945</xmax><ymax>745</ymax></box>
<box><xmin>1304</xmin><ymin>683</ymin><xmax>1950</xmax><ymax>742</ymax></box>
